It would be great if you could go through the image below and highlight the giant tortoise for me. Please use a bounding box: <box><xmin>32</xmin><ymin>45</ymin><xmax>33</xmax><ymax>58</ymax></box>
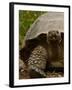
<box><xmin>20</xmin><ymin>12</ymin><xmax>64</xmax><ymax>78</ymax></box>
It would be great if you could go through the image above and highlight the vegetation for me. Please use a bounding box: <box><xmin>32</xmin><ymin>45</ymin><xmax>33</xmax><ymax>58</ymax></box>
<box><xmin>19</xmin><ymin>10</ymin><xmax>45</xmax><ymax>48</ymax></box>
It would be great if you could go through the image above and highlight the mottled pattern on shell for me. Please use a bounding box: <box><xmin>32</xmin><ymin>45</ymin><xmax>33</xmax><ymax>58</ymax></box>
<box><xmin>28</xmin><ymin>45</ymin><xmax>48</xmax><ymax>70</ymax></box>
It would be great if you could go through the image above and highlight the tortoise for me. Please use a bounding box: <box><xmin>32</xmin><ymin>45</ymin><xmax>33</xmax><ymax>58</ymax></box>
<box><xmin>20</xmin><ymin>12</ymin><xmax>64</xmax><ymax>78</ymax></box>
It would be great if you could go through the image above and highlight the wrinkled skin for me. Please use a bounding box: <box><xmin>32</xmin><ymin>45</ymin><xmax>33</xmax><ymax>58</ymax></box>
<box><xmin>47</xmin><ymin>31</ymin><xmax>62</xmax><ymax>43</ymax></box>
<box><xmin>28</xmin><ymin>45</ymin><xmax>47</xmax><ymax>78</ymax></box>
<box><xmin>46</xmin><ymin>31</ymin><xmax>64</xmax><ymax>71</ymax></box>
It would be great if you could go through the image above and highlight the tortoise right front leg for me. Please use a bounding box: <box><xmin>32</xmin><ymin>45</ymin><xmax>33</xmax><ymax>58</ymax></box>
<box><xmin>27</xmin><ymin>45</ymin><xmax>48</xmax><ymax>78</ymax></box>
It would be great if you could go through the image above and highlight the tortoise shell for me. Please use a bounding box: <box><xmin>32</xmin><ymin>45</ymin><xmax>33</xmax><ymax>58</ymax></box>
<box><xmin>24</xmin><ymin>12</ymin><xmax>64</xmax><ymax>41</ymax></box>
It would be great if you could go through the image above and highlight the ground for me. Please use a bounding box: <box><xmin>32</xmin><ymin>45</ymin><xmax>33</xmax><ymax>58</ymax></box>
<box><xmin>19</xmin><ymin>60</ymin><xmax>64</xmax><ymax>79</ymax></box>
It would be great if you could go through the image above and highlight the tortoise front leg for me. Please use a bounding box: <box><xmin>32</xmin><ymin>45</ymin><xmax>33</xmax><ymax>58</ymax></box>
<box><xmin>27</xmin><ymin>45</ymin><xmax>48</xmax><ymax>78</ymax></box>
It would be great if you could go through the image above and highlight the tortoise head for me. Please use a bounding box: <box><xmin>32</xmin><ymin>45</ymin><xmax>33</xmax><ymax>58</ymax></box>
<box><xmin>47</xmin><ymin>30</ymin><xmax>62</xmax><ymax>44</ymax></box>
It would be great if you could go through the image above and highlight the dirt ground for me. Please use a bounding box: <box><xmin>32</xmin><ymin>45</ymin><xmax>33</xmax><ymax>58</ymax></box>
<box><xmin>19</xmin><ymin>60</ymin><xmax>64</xmax><ymax>79</ymax></box>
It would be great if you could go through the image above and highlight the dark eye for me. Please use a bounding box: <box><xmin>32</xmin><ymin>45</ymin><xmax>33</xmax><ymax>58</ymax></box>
<box><xmin>56</xmin><ymin>31</ymin><xmax>59</xmax><ymax>33</ymax></box>
<box><xmin>48</xmin><ymin>31</ymin><xmax>51</xmax><ymax>34</ymax></box>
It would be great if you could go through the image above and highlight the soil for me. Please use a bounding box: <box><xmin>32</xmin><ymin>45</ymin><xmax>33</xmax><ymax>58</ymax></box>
<box><xmin>19</xmin><ymin>60</ymin><xmax>64</xmax><ymax>79</ymax></box>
